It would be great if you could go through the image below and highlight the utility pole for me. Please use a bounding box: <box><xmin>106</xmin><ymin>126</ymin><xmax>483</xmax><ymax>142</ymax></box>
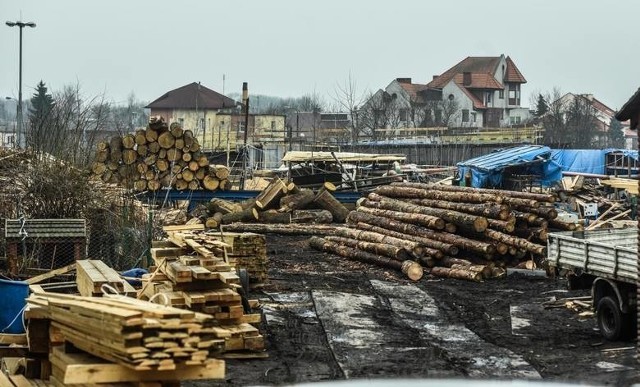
<box><xmin>239</xmin><ymin>82</ymin><xmax>250</xmax><ymax>190</ymax></box>
<box><xmin>6</xmin><ymin>20</ymin><xmax>36</xmax><ymax>149</ymax></box>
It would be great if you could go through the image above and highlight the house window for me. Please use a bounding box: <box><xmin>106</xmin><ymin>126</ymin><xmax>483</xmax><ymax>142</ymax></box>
<box><xmin>462</xmin><ymin>109</ymin><xmax>470</xmax><ymax>122</ymax></box>
<box><xmin>510</xmin><ymin>116</ymin><xmax>522</xmax><ymax>125</ymax></box>
<box><xmin>508</xmin><ymin>84</ymin><xmax>521</xmax><ymax>106</ymax></box>
<box><xmin>271</xmin><ymin>121</ymin><xmax>276</xmax><ymax>130</ymax></box>
<box><xmin>471</xmin><ymin>112</ymin><xmax>477</xmax><ymax>123</ymax></box>
<box><xmin>499</xmin><ymin>89</ymin><xmax>504</xmax><ymax>99</ymax></box>
<box><xmin>399</xmin><ymin>109</ymin><xmax>408</xmax><ymax>121</ymax></box>
<box><xmin>486</xmin><ymin>92</ymin><xmax>492</xmax><ymax>106</ymax></box>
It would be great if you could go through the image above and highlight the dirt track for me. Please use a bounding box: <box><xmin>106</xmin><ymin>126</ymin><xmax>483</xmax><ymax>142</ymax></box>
<box><xmin>193</xmin><ymin>235</ymin><xmax>640</xmax><ymax>386</ymax></box>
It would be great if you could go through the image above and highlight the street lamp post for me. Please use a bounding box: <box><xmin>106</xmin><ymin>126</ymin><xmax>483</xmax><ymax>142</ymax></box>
<box><xmin>6</xmin><ymin>20</ymin><xmax>36</xmax><ymax>149</ymax></box>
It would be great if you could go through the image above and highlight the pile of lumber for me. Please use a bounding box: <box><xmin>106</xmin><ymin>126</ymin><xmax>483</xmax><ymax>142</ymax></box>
<box><xmin>76</xmin><ymin>259</ymin><xmax>136</xmax><ymax>297</ymax></box>
<box><xmin>91</xmin><ymin>116</ymin><xmax>231</xmax><ymax>192</ymax></box>
<box><xmin>203</xmin><ymin>231</ymin><xmax>268</xmax><ymax>287</ymax></box>
<box><xmin>310</xmin><ymin>182</ymin><xmax>574</xmax><ymax>282</ymax></box>
<box><xmin>27</xmin><ymin>293</ymin><xmax>228</xmax><ymax>372</ymax></box>
<box><xmin>196</xmin><ymin>178</ymin><xmax>348</xmax><ymax>228</ymax></box>
<box><xmin>142</xmin><ymin>230</ymin><xmax>265</xmax><ymax>356</ymax></box>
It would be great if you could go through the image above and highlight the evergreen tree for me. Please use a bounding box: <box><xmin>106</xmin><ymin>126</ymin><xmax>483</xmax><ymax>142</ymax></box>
<box><xmin>27</xmin><ymin>81</ymin><xmax>55</xmax><ymax>151</ymax></box>
<box><xmin>607</xmin><ymin>113</ymin><xmax>625</xmax><ymax>148</ymax></box>
<box><xmin>535</xmin><ymin>94</ymin><xmax>548</xmax><ymax>117</ymax></box>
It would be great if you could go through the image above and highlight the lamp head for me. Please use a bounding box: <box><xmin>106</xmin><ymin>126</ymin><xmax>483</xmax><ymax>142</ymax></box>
<box><xmin>25</xmin><ymin>22</ymin><xmax>36</xmax><ymax>28</ymax></box>
<box><xmin>5</xmin><ymin>21</ymin><xmax>17</xmax><ymax>27</ymax></box>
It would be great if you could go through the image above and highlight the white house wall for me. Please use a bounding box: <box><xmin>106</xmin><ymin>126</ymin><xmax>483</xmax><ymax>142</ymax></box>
<box><xmin>442</xmin><ymin>81</ymin><xmax>483</xmax><ymax>127</ymax></box>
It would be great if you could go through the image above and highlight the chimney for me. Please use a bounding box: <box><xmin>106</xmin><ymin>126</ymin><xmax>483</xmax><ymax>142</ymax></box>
<box><xmin>463</xmin><ymin>72</ymin><xmax>472</xmax><ymax>86</ymax></box>
<box><xmin>242</xmin><ymin>82</ymin><xmax>248</xmax><ymax>105</ymax></box>
<box><xmin>583</xmin><ymin>94</ymin><xmax>594</xmax><ymax>101</ymax></box>
<box><xmin>432</xmin><ymin>75</ymin><xmax>439</xmax><ymax>81</ymax></box>
<box><xmin>396</xmin><ymin>78</ymin><xmax>412</xmax><ymax>84</ymax></box>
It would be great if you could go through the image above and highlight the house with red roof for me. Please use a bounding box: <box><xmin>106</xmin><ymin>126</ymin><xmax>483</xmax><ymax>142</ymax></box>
<box><xmin>426</xmin><ymin>55</ymin><xmax>529</xmax><ymax>127</ymax></box>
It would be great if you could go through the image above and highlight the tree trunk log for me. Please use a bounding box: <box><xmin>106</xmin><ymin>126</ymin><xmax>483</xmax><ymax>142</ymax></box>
<box><xmin>258</xmin><ymin>210</ymin><xmax>292</xmax><ymax>224</ymax></box>
<box><xmin>333</xmin><ymin>227</ymin><xmax>424</xmax><ymax>259</ymax></box>
<box><xmin>367</xmin><ymin>193</ymin><xmax>487</xmax><ymax>232</ymax></box>
<box><xmin>350</xmin><ymin>222</ymin><xmax>446</xmax><ymax>259</ymax></box>
<box><xmin>148</xmin><ymin>141</ymin><xmax>160</xmax><ymax>154</ymax></box>
<box><xmin>203</xmin><ymin>175</ymin><xmax>220</xmax><ymax>191</ymax></box>
<box><xmin>549</xmin><ymin>218</ymin><xmax>577</xmax><ymax>231</ymax></box>
<box><xmin>214</xmin><ymin>165</ymin><xmax>229</xmax><ymax>180</ymax></box>
<box><xmin>209</xmin><ymin>198</ymin><xmax>243</xmax><ymax>214</ymax></box>
<box><xmin>175</xmin><ymin>179</ymin><xmax>188</xmax><ymax>191</ymax></box>
<box><xmin>122</xmin><ymin>134</ymin><xmax>135</xmax><ymax>149</ymax></box>
<box><xmin>483</xmin><ymin>228</ymin><xmax>546</xmax><ymax>255</ymax></box>
<box><xmin>279</xmin><ymin>189</ymin><xmax>315</xmax><ymax>212</ymax></box>
<box><xmin>122</xmin><ymin>149</ymin><xmax>137</xmax><ymax>165</ymax></box>
<box><xmin>346</xmin><ymin>210</ymin><xmax>492</xmax><ymax>255</ymax></box>
<box><xmin>357</xmin><ymin>205</ymin><xmax>445</xmax><ymax>230</ymax></box>
<box><xmin>222</xmin><ymin>223</ymin><xmax>341</xmax><ymax>235</ymax></box>
<box><xmin>415</xmin><ymin>183</ymin><xmax>557</xmax><ymax>203</ymax></box>
<box><xmin>170</xmin><ymin>122</ymin><xmax>184</xmax><ymax>138</ymax></box>
<box><xmin>313</xmin><ymin>189</ymin><xmax>350</xmax><ymax>223</ymax></box>
<box><xmin>324</xmin><ymin>236</ymin><xmax>412</xmax><ymax>261</ymax></box>
<box><xmin>308</xmin><ymin>237</ymin><xmax>423</xmax><ymax>281</ymax></box>
<box><xmin>134</xmin><ymin>130</ymin><xmax>147</xmax><ymax>145</ymax></box>
<box><xmin>145</xmin><ymin>128</ymin><xmax>159</xmax><ymax>143</ymax></box>
<box><xmin>382</xmin><ymin>183</ymin><xmax>503</xmax><ymax>204</ymax></box>
<box><xmin>147</xmin><ymin>179</ymin><xmax>161</xmax><ymax>191</ymax></box>
<box><xmin>222</xmin><ymin>207</ymin><xmax>259</xmax><ymax>224</ymax></box>
<box><xmin>158</xmin><ymin>132</ymin><xmax>176</xmax><ymax>149</ymax></box>
<box><xmin>487</xmin><ymin>218</ymin><xmax>515</xmax><ymax>233</ymax></box>
<box><xmin>205</xmin><ymin>212</ymin><xmax>224</xmax><ymax>229</ymax></box>
<box><xmin>407</xmin><ymin>198</ymin><xmax>510</xmax><ymax>221</ymax></box>
<box><xmin>428</xmin><ymin>266</ymin><xmax>482</xmax><ymax>282</ymax></box>
<box><xmin>136</xmin><ymin>144</ymin><xmax>148</xmax><ymax>157</ymax></box>
<box><xmin>255</xmin><ymin>177</ymin><xmax>288</xmax><ymax>210</ymax></box>
<box><xmin>514</xmin><ymin>205</ymin><xmax>558</xmax><ymax>220</ymax></box>
<box><xmin>292</xmin><ymin>209</ymin><xmax>333</xmax><ymax>224</ymax></box>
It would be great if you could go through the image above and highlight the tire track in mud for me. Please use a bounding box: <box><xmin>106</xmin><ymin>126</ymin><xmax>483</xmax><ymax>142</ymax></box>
<box><xmin>369</xmin><ymin>280</ymin><xmax>541</xmax><ymax>379</ymax></box>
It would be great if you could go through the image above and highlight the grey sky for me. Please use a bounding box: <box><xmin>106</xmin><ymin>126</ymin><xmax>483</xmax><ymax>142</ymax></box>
<box><xmin>1</xmin><ymin>0</ymin><xmax>638</xmax><ymax>110</ymax></box>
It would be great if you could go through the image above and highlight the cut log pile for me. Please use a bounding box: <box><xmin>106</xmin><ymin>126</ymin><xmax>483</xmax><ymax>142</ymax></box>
<box><xmin>195</xmin><ymin>178</ymin><xmax>348</xmax><ymax>229</ymax></box>
<box><xmin>91</xmin><ymin>116</ymin><xmax>231</xmax><ymax>192</ymax></box>
<box><xmin>309</xmin><ymin>182</ymin><xmax>574</xmax><ymax>282</ymax></box>
<box><xmin>142</xmin><ymin>230</ymin><xmax>265</xmax><ymax>357</ymax></box>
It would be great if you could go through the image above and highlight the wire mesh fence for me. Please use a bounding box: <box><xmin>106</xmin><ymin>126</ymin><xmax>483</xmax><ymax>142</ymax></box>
<box><xmin>0</xmin><ymin>192</ymin><xmax>154</xmax><ymax>276</ymax></box>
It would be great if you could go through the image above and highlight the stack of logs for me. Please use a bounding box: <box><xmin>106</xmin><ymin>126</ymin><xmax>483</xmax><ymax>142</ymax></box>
<box><xmin>310</xmin><ymin>182</ymin><xmax>580</xmax><ymax>282</ymax></box>
<box><xmin>91</xmin><ymin>116</ymin><xmax>231</xmax><ymax>191</ymax></box>
<box><xmin>194</xmin><ymin>177</ymin><xmax>349</xmax><ymax>229</ymax></box>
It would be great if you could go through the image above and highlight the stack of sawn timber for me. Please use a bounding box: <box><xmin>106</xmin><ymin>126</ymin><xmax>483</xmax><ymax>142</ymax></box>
<box><xmin>204</xmin><ymin>231</ymin><xmax>268</xmax><ymax>287</ymax></box>
<box><xmin>91</xmin><ymin>116</ymin><xmax>231</xmax><ymax>192</ymax></box>
<box><xmin>26</xmin><ymin>292</ymin><xmax>228</xmax><ymax>372</ymax></box>
<box><xmin>199</xmin><ymin>178</ymin><xmax>347</xmax><ymax>229</ymax></box>
<box><xmin>142</xmin><ymin>231</ymin><xmax>265</xmax><ymax>356</ymax></box>
<box><xmin>310</xmin><ymin>182</ymin><xmax>576</xmax><ymax>282</ymax></box>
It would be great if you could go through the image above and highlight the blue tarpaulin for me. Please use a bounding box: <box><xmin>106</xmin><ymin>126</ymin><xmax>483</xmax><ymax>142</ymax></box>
<box><xmin>457</xmin><ymin>146</ymin><xmax>638</xmax><ymax>188</ymax></box>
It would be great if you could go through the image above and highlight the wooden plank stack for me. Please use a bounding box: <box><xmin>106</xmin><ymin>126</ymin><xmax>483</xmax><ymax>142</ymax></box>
<box><xmin>309</xmin><ymin>182</ymin><xmax>575</xmax><ymax>282</ymax></box>
<box><xmin>76</xmin><ymin>260</ymin><xmax>136</xmax><ymax>297</ymax></box>
<box><xmin>203</xmin><ymin>231</ymin><xmax>268</xmax><ymax>287</ymax></box>
<box><xmin>90</xmin><ymin>116</ymin><xmax>231</xmax><ymax>192</ymax></box>
<box><xmin>26</xmin><ymin>293</ymin><xmax>229</xmax><ymax>373</ymax></box>
<box><xmin>144</xmin><ymin>231</ymin><xmax>265</xmax><ymax>356</ymax></box>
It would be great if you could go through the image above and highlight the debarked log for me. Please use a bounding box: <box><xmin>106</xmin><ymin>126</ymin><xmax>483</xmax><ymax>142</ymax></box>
<box><xmin>351</xmin><ymin>222</ymin><xmax>445</xmax><ymax>260</ymax></box>
<box><xmin>308</xmin><ymin>237</ymin><xmax>423</xmax><ymax>281</ymax></box>
<box><xmin>407</xmin><ymin>198</ymin><xmax>511</xmax><ymax>221</ymax></box>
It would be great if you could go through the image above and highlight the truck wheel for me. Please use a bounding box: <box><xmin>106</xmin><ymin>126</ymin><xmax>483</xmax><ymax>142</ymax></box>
<box><xmin>597</xmin><ymin>296</ymin><xmax>627</xmax><ymax>341</ymax></box>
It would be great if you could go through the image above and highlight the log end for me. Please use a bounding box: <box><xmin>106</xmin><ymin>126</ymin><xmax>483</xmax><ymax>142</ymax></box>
<box><xmin>473</xmin><ymin>217</ymin><xmax>489</xmax><ymax>233</ymax></box>
<box><xmin>401</xmin><ymin>260</ymin><xmax>423</xmax><ymax>281</ymax></box>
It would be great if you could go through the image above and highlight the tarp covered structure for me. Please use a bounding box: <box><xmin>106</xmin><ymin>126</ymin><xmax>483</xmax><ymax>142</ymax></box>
<box><xmin>457</xmin><ymin>146</ymin><xmax>639</xmax><ymax>188</ymax></box>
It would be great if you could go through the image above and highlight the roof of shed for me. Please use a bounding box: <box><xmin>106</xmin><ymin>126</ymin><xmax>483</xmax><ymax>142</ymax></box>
<box><xmin>5</xmin><ymin>219</ymin><xmax>87</xmax><ymax>239</ymax></box>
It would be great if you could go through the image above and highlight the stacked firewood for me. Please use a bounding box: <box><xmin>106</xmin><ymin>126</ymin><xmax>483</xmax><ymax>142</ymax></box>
<box><xmin>310</xmin><ymin>182</ymin><xmax>579</xmax><ymax>282</ymax></box>
<box><xmin>91</xmin><ymin>116</ymin><xmax>231</xmax><ymax>191</ymax></box>
<box><xmin>194</xmin><ymin>178</ymin><xmax>349</xmax><ymax>228</ymax></box>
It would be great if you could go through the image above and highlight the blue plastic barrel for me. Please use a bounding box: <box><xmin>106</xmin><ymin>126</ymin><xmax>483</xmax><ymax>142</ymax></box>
<box><xmin>0</xmin><ymin>279</ymin><xmax>28</xmax><ymax>334</ymax></box>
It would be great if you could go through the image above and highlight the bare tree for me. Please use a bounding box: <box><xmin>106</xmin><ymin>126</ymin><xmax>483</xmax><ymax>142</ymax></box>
<box><xmin>440</xmin><ymin>97</ymin><xmax>460</xmax><ymax>127</ymax></box>
<box><xmin>333</xmin><ymin>72</ymin><xmax>368</xmax><ymax>142</ymax></box>
<box><xmin>542</xmin><ymin>88</ymin><xmax>599</xmax><ymax>148</ymax></box>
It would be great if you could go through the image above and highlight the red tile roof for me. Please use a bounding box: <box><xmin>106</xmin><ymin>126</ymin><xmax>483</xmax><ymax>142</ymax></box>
<box><xmin>427</xmin><ymin>56</ymin><xmax>503</xmax><ymax>89</ymax></box>
<box><xmin>452</xmin><ymin>73</ymin><xmax>503</xmax><ymax>89</ymax></box>
<box><xmin>456</xmin><ymin>84</ymin><xmax>485</xmax><ymax>109</ymax></box>
<box><xmin>146</xmin><ymin>82</ymin><xmax>237</xmax><ymax>110</ymax></box>
<box><xmin>504</xmin><ymin>57</ymin><xmax>527</xmax><ymax>83</ymax></box>
<box><xmin>397</xmin><ymin>82</ymin><xmax>430</xmax><ymax>101</ymax></box>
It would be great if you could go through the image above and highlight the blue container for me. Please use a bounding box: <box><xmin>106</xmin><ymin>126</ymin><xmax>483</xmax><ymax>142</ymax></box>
<box><xmin>0</xmin><ymin>279</ymin><xmax>28</xmax><ymax>334</ymax></box>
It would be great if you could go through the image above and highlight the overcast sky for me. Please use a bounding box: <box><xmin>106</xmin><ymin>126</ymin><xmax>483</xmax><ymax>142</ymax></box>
<box><xmin>1</xmin><ymin>0</ymin><xmax>638</xmax><ymax>110</ymax></box>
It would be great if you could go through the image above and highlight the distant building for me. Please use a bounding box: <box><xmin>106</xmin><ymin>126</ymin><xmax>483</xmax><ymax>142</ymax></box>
<box><xmin>616</xmin><ymin>87</ymin><xmax>640</xmax><ymax>149</ymax></box>
<box><xmin>147</xmin><ymin>82</ymin><xmax>285</xmax><ymax>161</ymax></box>
<box><xmin>285</xmin><ymin>111</ymin><xmax>352</xmax><ymax>146</ymax></box>
<box><xmin>426</xmin><ymin>55</ymin><xmax>529</xmax><ymax>127</ymax></box>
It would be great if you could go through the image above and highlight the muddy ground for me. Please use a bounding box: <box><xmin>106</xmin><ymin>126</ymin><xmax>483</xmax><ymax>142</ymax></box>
<box><xmin>193</xmin><ymin>235</ymin><xmax>639</xmax><ymax>386</ymax></box>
